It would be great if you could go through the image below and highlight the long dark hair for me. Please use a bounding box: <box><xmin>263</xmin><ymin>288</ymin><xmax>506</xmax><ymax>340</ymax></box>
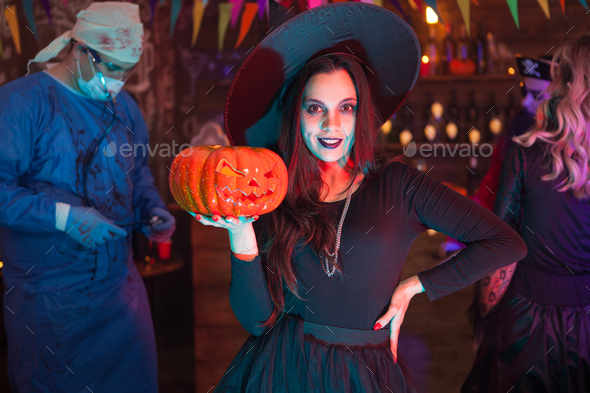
<box><xmin>258</xmin><ymin>53</ymin><xmax>399</xmax><ymax>327</ymax></box>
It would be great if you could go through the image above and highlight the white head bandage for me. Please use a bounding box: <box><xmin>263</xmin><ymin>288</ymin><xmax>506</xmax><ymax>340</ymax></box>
<box><xmin>28</xmin><ymin>2</ymin><xmax>143</xmax><ymax>73</ymax></box>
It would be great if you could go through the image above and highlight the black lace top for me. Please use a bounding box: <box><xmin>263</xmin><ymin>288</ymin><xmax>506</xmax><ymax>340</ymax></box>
<box><xmin>494</xmin><ymin>142</ymin><xmax>590</xmax><ymax>306</ymax></box>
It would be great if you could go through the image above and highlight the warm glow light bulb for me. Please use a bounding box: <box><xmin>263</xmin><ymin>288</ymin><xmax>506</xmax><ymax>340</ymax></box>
<box><xmin>381</xmin><ymin>119</ymin><xmax>392</xmax><ymax>135</ymax></box>
<box><xmin>431</xmin><ymin>102</ymin><xmax>444</xmax><ymax>120</ymax></box>
<box><xmin>508</xmin><ymin>67</ymin><xmax>515</xmax><ymax>75</ymax></box>
<box><xmin>424</xmin><ymin>124</ymin><xmax>436</xmax><ymax>141</ymax></box>
<box><xmin>489</xmin><ymin>118</ymin><xmax>502</xmax><ymax>134</ymax></box>
<box><xmin>399</xmin><ymin>129</ymin><xmax>413</xmax><ymax>146</ymax></box>
<box><xmin>422</xmin><ymin>55</ymin><xmax>430</xmax><ymax>64</ymax></box>
<box><xmin>468</xmin><ymin>128</ymin><xmax>481</xmax><ymax>144</ymax></box>
<box><xmin>426</xmin><ymin>7</ymin><xmax>438</xmax><ymax>24</ymax></box>
<box><xmin>446</xmin><ymin>122</ymin><xmax>458</xmax><ymax>140</ymax></box>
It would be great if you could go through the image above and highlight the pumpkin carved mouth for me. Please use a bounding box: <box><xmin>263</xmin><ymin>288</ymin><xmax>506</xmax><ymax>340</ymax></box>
<box><xmin>216</xmin><ymin>185</ymin><xmax>275</xmax><ymax>205</ymax></box>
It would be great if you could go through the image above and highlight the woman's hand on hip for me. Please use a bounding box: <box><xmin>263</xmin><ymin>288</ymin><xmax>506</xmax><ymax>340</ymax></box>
<box><xmin>373</xmin><ymin>275</ymin><xmax>424</xmax><ymax>362</ymax></box>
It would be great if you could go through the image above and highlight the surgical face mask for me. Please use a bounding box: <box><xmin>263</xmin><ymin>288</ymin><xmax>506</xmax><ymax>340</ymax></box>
<box><xmin>77</xmin><ymin>54</ymin><xmax>125</xmax><ymax>101</ymax></box>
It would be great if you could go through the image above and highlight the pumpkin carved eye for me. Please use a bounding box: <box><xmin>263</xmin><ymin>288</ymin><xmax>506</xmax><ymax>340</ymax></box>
<box><xmin>264</xmin><ymin>164</ymin><xmax>280</xmax><ymax>179</ymax></box>
<box><xmin>215</xmin><ymin>159</ymin><xmax>245</xmax><ymax>177</ymax></box>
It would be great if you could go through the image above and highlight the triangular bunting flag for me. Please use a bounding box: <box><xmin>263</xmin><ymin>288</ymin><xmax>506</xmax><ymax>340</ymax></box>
<box><xmin>23</xmin><ymin>0</ymin><xmax>39</xmax><ymax>41</ymax></box>
<box><xmin>578</xmin><ymin>0</ymin><xmax>588</xmax><ymax>9</ymax></box>
<box><xmin>413</xmin><ymin>0</ymin><xmax>425</xmax><ymax>12</ymax></box>
<box><xmin>535</xmin><ymin>0</ymin><xmax>550</xmax><ymax>18</ymax></box>
<box><xmin>456</xmin><ymin>0</ymin><xmax>470</xmax><ymax>36</ymax></box>
<box><xmin>4</xmin><ymin>5</ymin><xmax>21</xmax><ymax>55</ymax></box>
<box><xmin>279</xmin><ymin>0</ymin><xmax>293</xmax><ymax>10</ymax></box>
<box><xmin>40</xmin><ymin>0</ymin><xmax>52</xmax><ymax>25</ymax></box>
<box><xmin>257</xmin><ymin>0</ymin><xmax>266</xmax><ymax>19</ymax></box>
<box><xmin>506</xmin><ymin>0</ymin><xmax>519</xmax><ymax>28</ymax></box>
<box><xmin>385</xmin><ymin>0</ymin><xmax>407</xmax><ymax>18</ymax></box>
<box><xmin>559</xmin><ymin>0</ymin><xmax>565</xmax><ymax>13</ymax></box>
<box><xmin>234</xmin><ymin>2</ymin><xmax>258</xmax><ymax>49</ymax></box>
<box><xmin>230</xmin><ymin>0</ymin><xmax>246</xmax><ymax>28</ymax></box>
<box><xmin>470</xmin><ymin>0</ymin><xmax>479</xmax><ymax>5</ymax></box>
<box><xmin>191</xmin><ymin>0</ymin><xmax>207</xmax><ymax>47</ymax></box>
<box><xmin>373</xmin><ymin>0</ymin><xmax>384</xmax><ymax>7</ymax></box>
<box><xmin>218</xmin><ymin>2</ymin><xmax>233</xmax><ymax>53</ymax></box>
<box><xmin>309</xmin><ymin>0</ymin><xmax>328</xmax><ymax>8</ymax></box>
<box><xmin>170</xmin><ymin>0</ymin><xmax>182</xmax><ymax>37</ymax></box>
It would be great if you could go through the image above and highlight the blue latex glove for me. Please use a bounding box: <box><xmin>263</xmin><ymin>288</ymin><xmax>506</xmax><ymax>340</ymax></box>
<box><xmin>142</xmin><ymin>207</ymin><xmax>176</xmax><ymax>242</ymax></box>
<box><xmin>63</xmin><ymin>206</ymin><xmax>127</xmax><ymax>248</ymax></box>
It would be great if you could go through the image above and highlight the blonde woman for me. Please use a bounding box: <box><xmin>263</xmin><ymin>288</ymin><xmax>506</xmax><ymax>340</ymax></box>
<box><xmin>463</xmin><ymin>34</ymin><xmax>590</xmax><ymax>393</ymax></box>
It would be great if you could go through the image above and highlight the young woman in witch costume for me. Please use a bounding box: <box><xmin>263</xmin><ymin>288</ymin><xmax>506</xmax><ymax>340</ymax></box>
<box><xmin>193</xmin><ymin>3</ymin><xmax>527</xmax><ymax>392</ymax></box>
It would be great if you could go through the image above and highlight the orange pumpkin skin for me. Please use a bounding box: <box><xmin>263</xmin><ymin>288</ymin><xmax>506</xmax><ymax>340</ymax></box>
<box><xmin>449</xmin><ymin>59</ymin><xmax>476</xmax><ymax>75</ymax></box>
<box><xmin>169</xmin><ymin>145</ymin><xmax>289</xmax><ymax>217</ymax></box>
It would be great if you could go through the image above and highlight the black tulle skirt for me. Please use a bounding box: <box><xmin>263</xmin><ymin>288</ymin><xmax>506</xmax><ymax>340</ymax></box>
<box><xmin>214</xmin><ymin>313</ymin><xmax>417</xmax><ymax>392</ymax></box>
<box><xmin>462</xmin><ymin>290</ymin><xmax>590</xmax><ymax>393</ymax></box>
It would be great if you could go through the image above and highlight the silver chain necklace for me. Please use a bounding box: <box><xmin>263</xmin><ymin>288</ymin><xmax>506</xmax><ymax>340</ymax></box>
<box><xmin>322</xmin><ymin>181</ymin><xmax>355</xmax><ymax>277</ymax></box>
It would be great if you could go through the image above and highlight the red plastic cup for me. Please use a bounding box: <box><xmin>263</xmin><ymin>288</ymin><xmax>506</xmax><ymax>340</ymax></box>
<box><xmin>157</xmin><ymin>239</ymin><xmax>172</xmax><ymax>260</ymax></box>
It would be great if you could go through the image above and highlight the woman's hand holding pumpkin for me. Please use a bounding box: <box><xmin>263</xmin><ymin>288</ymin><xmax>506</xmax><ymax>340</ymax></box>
<box><xmin>190</xmin><ymin>213</ymin><xmax>259</xmax><ymax>261</ymax></box>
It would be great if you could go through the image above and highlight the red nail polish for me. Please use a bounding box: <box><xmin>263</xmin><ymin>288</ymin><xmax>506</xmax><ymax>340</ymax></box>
<box><xmin>196</xmin><ymin>215</ymin><xmax>201</xmax><ymax>220</ymax></box>
<box><xmin>213</xmin><ymin>217</ymin><xmax>218</xmax><ymax>221</ymax></box>
<box><xmin>254</xmin><ymin>216</ymin><xmax>259</xmax><ymax>221</ymax></box>
<box><xmin>373</xmin><ymin>322</ymin><xmax>382</xmax><ymax>331</ymax></box>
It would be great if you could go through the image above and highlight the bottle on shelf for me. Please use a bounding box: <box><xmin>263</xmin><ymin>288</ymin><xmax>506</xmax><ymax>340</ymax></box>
<box><xmin>442</xmin><ymin>23</ymin><xmax>455</xmax><ymax>75</ymax></box>
<box><xmin>504</xmin><ymin>91</ymin><xmax>518</xmax><ymax>122</ymax></box>
<box><xmin>467</xmin><ymin>156</ymin><xmax>479</xmax><ymax>195</ymax></box>
<box><xmin>456</xmin><ymin>24</ymin><xmax>470</xmax><ymax>61</ymax></box>
<box><xmin>465</xmin><ymin>90</ymin><xmax>481</xmax><ymax>145</ymax></box>
<box><xmin>427</xmin><ymin>25</ymin><xmax>439</xmax><ymax>76</ymax></box>
<box><xmin>399</xmin><ymin>105</ymin><xmax>415</xmax><ymax>147</ymax></box>
<box><xmin>497</xmin><ymin>43</ymin><xmax>512</xmax><ymax>75</ymax></box>
<box><xmin>485</xmin><ymin>91</ymin><xmax>503</xmax><ymax>143</ymax></box>
<box><xmin>422</xmin><ymin>92</ymin><xmax>438</xmax><ymax>143</ymax></box>
<box><xmin>486</xmin><ymin>31</ymin><xmax>498</xmax><ymax>74</ymax></box>
<box><xmin>474</xmin><ymin>22</ymin><xmax>487</xmax><ymax>75</ymax></box>
<box><xmin>431</xmin><ymin>100</ymin><xmax>445</xmax><ymax>143</ymax></box>
<box><xmin>445</xmin><ymin>89</ymin><xmax>460</xmax><ymax>142</ymax></box>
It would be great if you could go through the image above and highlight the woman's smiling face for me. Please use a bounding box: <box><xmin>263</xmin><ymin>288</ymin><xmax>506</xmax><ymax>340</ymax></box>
<box><xmin>300</xmin><ymin>69</ymin><xmax>357</xmax><ymax>163</ymax></box>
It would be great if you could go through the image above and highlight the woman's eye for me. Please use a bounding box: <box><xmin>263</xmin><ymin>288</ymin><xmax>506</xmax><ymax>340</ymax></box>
<box><xmin>307</xmin><ymin>105</ymin><xmax>322</xmax><ymax>113</ymax></box>
<box><xmin>342</xmin><ymin>104</ymin><xmax>354</xmax><ymax>112</ymax></box>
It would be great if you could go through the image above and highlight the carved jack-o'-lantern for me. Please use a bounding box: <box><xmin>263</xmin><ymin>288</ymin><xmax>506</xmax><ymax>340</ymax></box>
<box><xmin>169</xmin><ymin>145</ymin><xmax>288</xmax><ymax>217</ymax></box>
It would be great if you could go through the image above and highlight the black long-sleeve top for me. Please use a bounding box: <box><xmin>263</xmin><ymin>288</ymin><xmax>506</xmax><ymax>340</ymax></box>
<box><xmin>230</xmin><ymin>160</ymin><xmax>527</xmax><ymax>336</ymax></box>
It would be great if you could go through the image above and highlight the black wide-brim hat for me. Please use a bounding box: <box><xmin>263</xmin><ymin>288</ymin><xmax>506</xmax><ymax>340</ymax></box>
<box><xmin>224</xmin><ymin>2</ymin><xmax>421</xmax><ymax>149</ymax></box>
